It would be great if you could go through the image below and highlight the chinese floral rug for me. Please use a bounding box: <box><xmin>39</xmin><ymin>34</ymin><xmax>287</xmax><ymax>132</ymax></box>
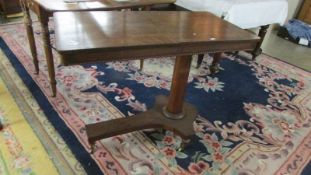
<box><xmin>0</xmin><ymin>22</ymin><xmax>311</xmax><ymax>175</ymax></box>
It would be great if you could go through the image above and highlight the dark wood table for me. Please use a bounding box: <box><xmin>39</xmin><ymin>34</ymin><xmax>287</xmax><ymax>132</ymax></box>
<box><xmin>19</xmin><ymin>0</ymin><xmax>175</xmax><ymax>97</ymax></box>
<box><xmin>54</xmin><ymin>11</ymin><xmax>259</xmax><ymax>151</ymax></box>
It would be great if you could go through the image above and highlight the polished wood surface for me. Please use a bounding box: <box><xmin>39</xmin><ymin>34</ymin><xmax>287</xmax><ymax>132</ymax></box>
<box><xmin>53</xmin><ymin>11</ymin><xmax>259</xmax><ymax>149</ymax></box>
<box><xmin>23</xmin><ymin>3</ymin><xmax>39</xmax><ymax>74</ymax></box>
<box><xmin>33</xmin><ymin>0</ymin><xmax>176</xmax><ymax>12</ymax></box>
<box><xmin>54</xmin><ymin>11</ymin><xmax>259</xmax><ymax>65</ymax></box>
<box><xmin>39</xmin><ymin>12</ymin><xmax>57</xmax><ymax>95</ymax></box>
<box><xmin>166</xmin><ymin>55</ymin><xmax>192</xmax><ymax>115</ymax></box>
<box><xmin>21</xmin><ymin>0</ymin><xmax>175</xmax><ymax>96</ymax></box>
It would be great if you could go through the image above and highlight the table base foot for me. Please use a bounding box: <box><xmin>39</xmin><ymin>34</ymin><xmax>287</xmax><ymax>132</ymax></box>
<box><xmin>86</xmin><ymin>95</ymin><xmax>197</xmax><ymax>150</ymax></box>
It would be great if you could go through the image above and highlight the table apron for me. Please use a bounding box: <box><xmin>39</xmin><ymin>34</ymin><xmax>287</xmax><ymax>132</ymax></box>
<box><xmin>59</xmin><ymin>41</ymin><xmax>258</xmax><ymax>66</ymax></box>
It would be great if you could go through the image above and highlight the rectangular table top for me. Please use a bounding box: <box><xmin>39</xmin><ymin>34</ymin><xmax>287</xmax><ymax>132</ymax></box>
<box><xmin>54</xmin><ymin>11</ymin><xmax>259</xmax><ymax>64</ymax></box>
<box><xmin>32</xmin><ymin>0</ymin><xmax>175</xmax><ymax>11</ymax></box>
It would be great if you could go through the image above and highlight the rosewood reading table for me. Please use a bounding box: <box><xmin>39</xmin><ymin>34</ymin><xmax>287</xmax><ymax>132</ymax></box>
<box><xmin>20</xmin><ymin>0</ymin><xmax>175</xmax><ymax>96</ymax></box>
<box><xmin>53</xmin><ymin>11</ymin><xmax>259</xmax><ymax>151</ymax></box>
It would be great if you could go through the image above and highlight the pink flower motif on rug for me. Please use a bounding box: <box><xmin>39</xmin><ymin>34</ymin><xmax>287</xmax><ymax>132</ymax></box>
<box><xmin>195</xmin><ymin>76</ymin><xmax>225</xmax><ymax>93</ymax></box>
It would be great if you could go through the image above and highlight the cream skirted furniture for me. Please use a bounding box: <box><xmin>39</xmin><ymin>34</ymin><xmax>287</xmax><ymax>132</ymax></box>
<box><xmin>175</xmin><ymin>0</ymin><xmax>288</xmax><ymax>29</ymax></box>
<box><xmin>175</xmin><ymin>0</ymin><xmax>288</xmax><ymax>71</ymax></box>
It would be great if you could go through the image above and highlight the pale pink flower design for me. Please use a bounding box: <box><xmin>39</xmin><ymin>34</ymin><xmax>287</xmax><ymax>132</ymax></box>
<box><xmin>195</xmin><ymin>76</ymin><xmax>224</xmax><ymax>93</ymax></box>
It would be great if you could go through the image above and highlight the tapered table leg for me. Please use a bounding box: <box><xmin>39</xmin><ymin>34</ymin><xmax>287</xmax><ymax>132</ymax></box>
<box><xmin>252</xmin><ymin>25</ymin><xmax>269</xmax><ymax>59</ymax></box>
<box><xmin>164</xmin><ymin>55</ymin><xmax>192</xmax><ymax>117</ymax></box>
<box><xmin>22</xmin><ymin>1</ymin><xmax>39</xmax><ymax>74</ymax></box>
<box><xmin>39</xmin><ymin>12</ymin><xmax>57</xmax><ymax>97</ymax></box>
<box><xmin>86</xmin><ymin>55</ymin><xmax>197</xmax><ymax>152</ymax></box>
<box><xmin>210</xmin><ymin>52</ymin><xmax>222</xmax><ymax>74</ymax></box>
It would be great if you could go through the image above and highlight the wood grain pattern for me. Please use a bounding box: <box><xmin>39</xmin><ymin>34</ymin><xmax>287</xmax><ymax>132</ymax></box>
<box><xmin>54</xmin><ymin>11</ymin><xmax>259</xmax><ymax>64</ymax></box>
<box><xmin>166</xmin><ymin>55</ymin><xmax>192</xmax><ymax>115</ymax></box>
